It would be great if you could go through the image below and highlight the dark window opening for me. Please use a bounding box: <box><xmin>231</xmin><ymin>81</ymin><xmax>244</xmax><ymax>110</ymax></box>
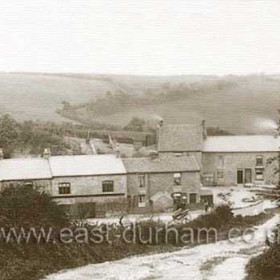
<box><xmin>237</xmin><ymin>170</ymin><xmax>243</xmax><ymax>184</ymax></box>
<box><xmin>256</xmin><ymin>156</ymin><xmax>264</xmax><ymax>166</ymax></box>
<box><xmin>58</xmin><ymin>182</ymin><xmax>71</xmax><ymax>194</ymax></box>
<box><xmin>102</xmin><ymin>181</ymin><xmax>114</xmax><ymax>192</ymax></box>
<box><xmin>138</xmin><ymin>174</ymin><xmax>145</xmax><ymax>188</ymax></box>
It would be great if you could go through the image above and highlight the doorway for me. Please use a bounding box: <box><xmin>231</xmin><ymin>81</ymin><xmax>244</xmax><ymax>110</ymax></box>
<box><xmin>189</xmin><ymin>193</ymin><xmax>197</xmax><ymax>204</ymax></box>
<box><xmin>245</xmin><ymin>169</ymin><xmax>252</xmax><ymax>184</ymax></box>
<box><xmin>237</xmin><ymin>170</ymin><xmax>243</xmax><ymax>184</ymax></box>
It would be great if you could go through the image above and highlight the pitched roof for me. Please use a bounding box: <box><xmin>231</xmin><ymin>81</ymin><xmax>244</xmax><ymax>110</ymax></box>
<box><xmin>123</xmin><ymin>155</ymin><xmax>200</xmax><ymax>173</ymax></box>
<box><xmin>0</xmin><ymin>155</ymin><xmax>126</xmax><ymax>181</ymax></box>
<box><xmin>0</xmin><ymin>158</ymin><xmax>52</xmax><ymax>181</ymax></box>
<box><xmin>158</xmin><ymin>124</ymin><xmax>203</xmax><ymax>152</ymax></box>
<box><xmin>203</xmin><ymin>135</ymin><xmax>280</xmax><ymax>152</ymax></box>
<box><xmin>49</xmin><ymin>155</ymin><xmax>126</xmax><ymax>177</ymax></box>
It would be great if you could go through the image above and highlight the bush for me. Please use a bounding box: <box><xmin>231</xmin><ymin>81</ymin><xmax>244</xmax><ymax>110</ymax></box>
<box><xmin>0</xmin><ymin>184</ymin><xmax>69</xmax><ymax>228</ymax></box>
<box><xmin>246</xmin><ymin>220</ymin><xmax>280</xmax><ymax>280</ymax></box>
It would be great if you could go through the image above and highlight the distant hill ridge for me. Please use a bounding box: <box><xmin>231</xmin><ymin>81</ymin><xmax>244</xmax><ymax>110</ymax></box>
<box><xmin>0</xmin><ymin>72</ymin><xmax>279</xmax><ymax>134</ymax></box>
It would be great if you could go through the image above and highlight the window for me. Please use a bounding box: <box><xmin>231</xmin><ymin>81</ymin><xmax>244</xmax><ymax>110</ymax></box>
<box><xmin>255</xmin><ymin>168</ymin><xmax>264</xmax><ymax>181</ymax></box>
<box><xmin>58</xmin><ymin>182</ymin><xmax>71</xmax><ymax>194</ymax></box>
<box><xmin>102</xmin><ymin>181</ymin><xmax>114</xmax><ymax>192</ymax></box>
<box><xmin>218</xmin><ymin>155</ymin><xmax>224</xmax><ymax>167</ymax></box>
<box><xmin>189</xmin><ymin>193</ymin><xmax>197</xmax><ymax>204</ymax></box>
<box><xmin>138</xmin><ymin>195</ymin><xmax>146</xmax><ymax>207</ymax></box>
<box><xmin>138</xmin><ymin>174</ymin><xmax>145</xmax><ymax>188</ymax></box>
<box><xmin>217</xmin><ymin>170</ymin><xmax>224</xmax><ymax>179</ymax></box>
<box><xmin>24</xmin><ymin>181</ymin><xmax>34</xmax><ymax>188</ymax></box>
<box><xmin>256</xmin><ymin>156</ymin><xmax>264</xmax><ymax>166</ymax></box>
<box><xmin>174</xmin><ymin>173</ymin><xmax>181</xmax><ymax>185</ymax></box>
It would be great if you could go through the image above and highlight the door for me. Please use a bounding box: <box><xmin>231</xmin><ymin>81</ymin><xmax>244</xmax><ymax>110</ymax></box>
<box><xmin>245</xmin><ymin>169</ymin><xmax>252</xmax><ymax>184</ymax></box>
<box><xmin>237</xmin><ymin>170</ymin><xmax>243</xmax><ymax>184</ymax></box>
<box><xmin>189</xmin><ymin>193</ymin><xmax>197</xmax><ymax>204</ymax></box>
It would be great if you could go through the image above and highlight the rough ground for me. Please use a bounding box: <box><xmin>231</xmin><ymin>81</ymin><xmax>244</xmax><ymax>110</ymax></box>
<box><xmin>45</xmin><ymin>215</ymin><xmax>279</xmax><ymax>280</ymax></box>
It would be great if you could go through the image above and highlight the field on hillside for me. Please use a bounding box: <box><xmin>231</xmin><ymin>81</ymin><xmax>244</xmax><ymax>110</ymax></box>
<box><xmin>0</xmin><ymin>73</ymin><xmax>117</xmax><ymax>122</ymax></box>
<box><xmin>0</xmin><ymin>73</ymin><xmax>279</xmax><ymax>134</ymax></box>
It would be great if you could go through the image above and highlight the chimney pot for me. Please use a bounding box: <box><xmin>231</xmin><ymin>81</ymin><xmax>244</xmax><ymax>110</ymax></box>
<box><xmin>202</xmin><ymin>120</ymin><xmax>207</xmax><ymax>140</ymax></box>
<box><xmin>43</xmin><ymin>148</ymin><xmax>51</xmax><ymax>159</ymax></box>
<box><xmin>158</xmin><ymin>119</ymin><xmax>164</xmax><ymax>128</ymax></box>
<box><xmin>115</xmin><ymin>144</ymin><xmax>120</xmax><ymax>158</ymax></box>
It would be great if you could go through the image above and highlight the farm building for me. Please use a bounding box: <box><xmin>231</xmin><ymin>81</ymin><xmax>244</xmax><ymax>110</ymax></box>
<box><xmin>156</xmin><ymin>120</ymin><xmax>280</xmax><ymax>187</ymax></box>
<box><xmin>202</xmin><ymin>135</ymin><xmax>280</xmax><ymax>186</ymax></box>
<box><xmin>123</xmin><ymin>154</ymin><xmax>201</xmax><ymax>212</ymax></box>
<box><xmin>0</xmin><ymin>153</ymin><xmax>127</xmax><ymax>217</ymax></box>
<box><xmin>0</xmin><ymin>119</ymin><xmax>279</xmax><ymax>216</ymax></box>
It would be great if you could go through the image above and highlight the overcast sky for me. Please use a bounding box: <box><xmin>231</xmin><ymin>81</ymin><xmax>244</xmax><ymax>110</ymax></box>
<box><xmin>0</xmin><ymin>0</ymin><xmax>279</xmax><ymax>75</ymax></box>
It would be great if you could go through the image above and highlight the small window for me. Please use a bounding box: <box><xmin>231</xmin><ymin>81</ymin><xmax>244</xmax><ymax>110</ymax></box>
<box><xmin>255</xmin><ymin>168</ymin><xmax>264</xmax><ymax>181</ymax></box>
<box><xmin>217</xmin><ymin>170</ymin><xmax>224</xmax><ymax>179</ymax></box>
<box><xmin>138</xmin><ymin>174</ymin><xmax>145</xmax><ymax>188</ymax></box>
<box><xmin>102</xmin><ymin>181</ymin><xmax>114</xmax><ymax>192</ymax></box>
<box><xmin>24</xmin><ymin>181</ymin><xmax>34</xmax><ymax>188</ymax></box>
<box><xmin>174</xmin><ymin>173</ymin><xmax>181</xmax><ymax>185</ymax></box>
<box><xmin>138</xmin><ymin>195</ymin><xmax>146</xmax><ymax>207</ymax></box>
<box><xmin>256</xmin><ymin>156</ymin><xmax>264</xmax><ymax>166</ymax></box>
<box><xmin>218</xmin><ymin>155</ymin><xmax>224</xmax><ymax>167</ymax></box>
<box><xmin>58</xmin><ymin>182</ymin><xmax>71</xmax><ymax>194</ymax></box>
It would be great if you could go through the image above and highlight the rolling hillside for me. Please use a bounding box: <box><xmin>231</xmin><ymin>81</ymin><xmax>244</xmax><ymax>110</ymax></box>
<box><xmin>0</xmin><ymin>72</ymin><xmax>279</xmax><ymax>134</ymax></box>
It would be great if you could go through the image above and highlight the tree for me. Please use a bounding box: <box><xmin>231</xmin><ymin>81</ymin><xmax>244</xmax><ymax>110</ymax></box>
<box><xmin>124</xmin><ymin>117</ymin><xmax>146</xmax><ymax>131</ymax></box>
<box><xmin>0</xmin><ymin>114</ymin><xmax>20</xmax><ymax>147</ymax></box>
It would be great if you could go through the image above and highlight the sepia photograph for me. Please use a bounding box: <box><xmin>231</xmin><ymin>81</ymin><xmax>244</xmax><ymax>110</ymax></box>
<box><xmin>0</xmin><ymin>1</ymin><xmax>280</xmax><ymax>279</ymax></box>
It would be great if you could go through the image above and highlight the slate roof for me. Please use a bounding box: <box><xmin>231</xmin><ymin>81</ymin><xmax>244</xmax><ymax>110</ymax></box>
<box><xmin>0</xmin><ymin>155</ymin><xmax>126</xmax><ymax>181</ymax></box>
<box><xmin>49</xmin><ymin>155</ymin><xmax>126</xmax><ymax>177</ymax></box>
<box><xmin>203</xmin><ymin>135</ymin><xmax>280</xmax><ymax>152</ymax></box>
<box><xmin>0</xmin><ymin>158</ymin><xmax>52</xmax><ymax>181</ymax></box>
<box><xmin>158</xmin><ymin>124</ymin><xmax>203</xmax><ymax>152</ymax></box>
<box><xmin>123</xmin><ymin>155</ymin><xmax>200</xmax><ymax>173</ymax></box>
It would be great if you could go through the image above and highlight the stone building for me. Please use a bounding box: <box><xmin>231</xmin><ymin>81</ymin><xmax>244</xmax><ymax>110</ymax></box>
<box><xmin>155</xmin><ymin>120</ymin><xmax>280</xmax><ymax>188</ymax></box>
<box><xmin>0</xmin><ymin>157</ymin><xmax>52</xmax><ymax>191</ymax></box>
<box><xmin>202</xmin><ymin>135</ymin><xmax>280</xmax><ymax>186</ymax></box>
<box><xmin>123</xmin><ymin>154</ymin><xmax>201</xmax><ymax>212</ymax></box>
<box><xmin>1</xmin><ymin>120</ymin><xmax>278</xmax><ymax>215</ymax></box>
<box><xmin>156</xmin><ymin>121</ymin><xmax>205</xmax><ymax>169</ymax></box>
<box><xmin>0</xmin><ymin>154</ymin><xmax>127</xmax><ymax>217</ymax></box>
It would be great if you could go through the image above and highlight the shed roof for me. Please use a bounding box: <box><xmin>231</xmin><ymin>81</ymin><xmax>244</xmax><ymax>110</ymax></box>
<box><xmin>203</xmin><ymin>135</ymin><xmax>280</xmax><ymax>152</ymax></box>
<box><xmin>49</xmin><ymin>154</ymin><xmax>126</xmax><ymax>177</ymax></box>
<box><xmin>158</xmin><ymin>124</ymin><xmax>202</xmax><ymax>152</ymax></box>
<box><xmin>0</xmin><ymin>158</ymin><xmax>52</xmax><ymax>181</ymax></box>
<box><xmin>123</xmin><ymin>155</ymin><xmax>200</xmax><ymax>173</ymax></box>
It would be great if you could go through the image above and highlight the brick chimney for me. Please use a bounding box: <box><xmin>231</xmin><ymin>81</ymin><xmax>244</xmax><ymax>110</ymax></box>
<box><xmin>43</xmin><ymin>148</ymin><xmax>51</xmax><ymax>159</ymax></box>
<box><xmin>115</xmin><ymin>143</ymin><xmax>120</xmax><ymax>158</ymax></box>
<box><xmin>156</xmin><ymin>118</ymin><xmax>163</xmax><ymax>151</ymax></box>
<box><xmin>202</xmin><ymin>120</ymin><xmax>207</xmax><ymax>140</ymax></box>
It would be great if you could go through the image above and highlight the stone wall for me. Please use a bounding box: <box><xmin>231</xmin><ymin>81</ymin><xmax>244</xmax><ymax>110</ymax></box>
<box><xmin>127</xmin><ymin>171</ymin><xmax>201</xmax><ymax>210</ymax></box>
<box><xmin>0</xmin><ymin>179</ymin><xmax>52</xmax><ymax>192</ymax></box>
<box><xmin>51</xmin><ymin>175</ymin><xmax>127</xmax><ymax>199</ymax></box>
<box><xmin>202</xmin><ymin>152</ymin><xmax>279</xmax><ymax>186</ymax></box>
